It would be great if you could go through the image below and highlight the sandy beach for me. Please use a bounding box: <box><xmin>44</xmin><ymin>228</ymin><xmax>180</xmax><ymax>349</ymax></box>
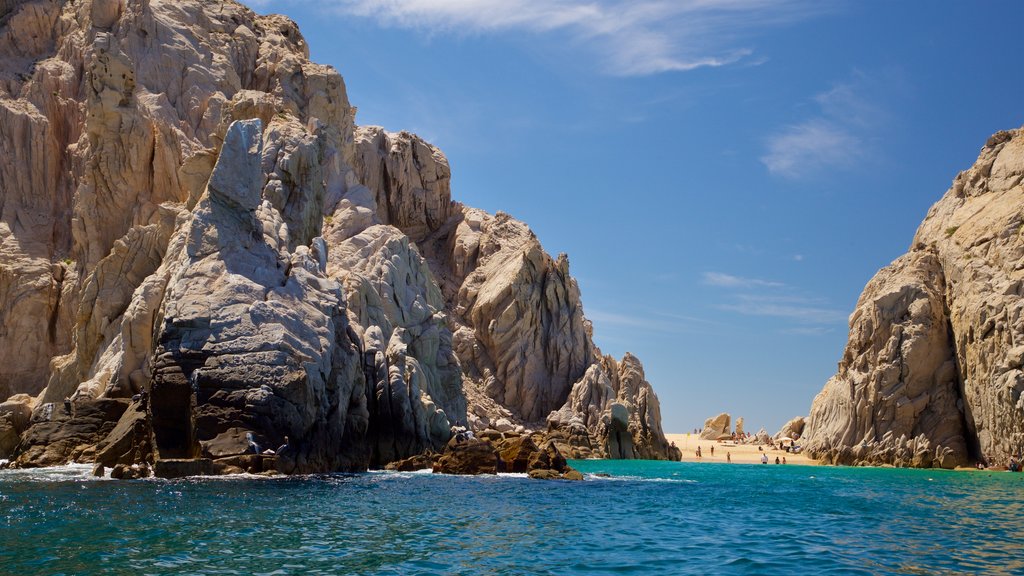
<box><xmin>665</xmin><ymin>433</ymin><xmax>817</xmax><ymax>466</ymax></box>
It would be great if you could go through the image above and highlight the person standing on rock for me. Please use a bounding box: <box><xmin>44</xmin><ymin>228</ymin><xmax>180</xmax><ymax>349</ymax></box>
<box><xmin>277</xmin><ymin>436</ymin><xmax>290</xmax><ymax>456</ymax></box>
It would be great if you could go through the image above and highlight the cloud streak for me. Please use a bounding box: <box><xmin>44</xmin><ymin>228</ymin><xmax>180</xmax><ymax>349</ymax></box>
<box><xmin>264</xmin><ymin>0</ymin><xmax>831</xmax><ymax>76</ymax></box>
<box><xmin>761</xmin><ymin>70</ymin><xmax>891</xmax><ymax>178</ymax></box>
<box><xmin>718</xmin><ymin>295</ymin><xmax>848</xmax><ymax>324</ymax></box>
<box><xmin>703</xmin><ymin>271</ymin><xmax>785</xmax><ymax>289</ymax></box>
<box><xmin>703</xmin><ymin>271</ymin><xmax>847</xmax><ymax>327</ymax></box>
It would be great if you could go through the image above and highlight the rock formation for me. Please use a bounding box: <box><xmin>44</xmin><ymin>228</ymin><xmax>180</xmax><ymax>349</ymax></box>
<box><xmin>804</xmin><ymin>128</ymin><xmax>1024</xmax><ymax>468</ymax></box>
<box><xmin>0</xmin><ymin>0</ymin><xmax>677</xmax><ymax>473</ymax></box>
<box><xmin>774</xmin><ymin>416</ymin><xmax>805</xmax><ymax>441</ymax></box>
<box><xmin>700</xmin><ymin>412</ymin><xmax>731</xmax><ymax>440</ymax></box>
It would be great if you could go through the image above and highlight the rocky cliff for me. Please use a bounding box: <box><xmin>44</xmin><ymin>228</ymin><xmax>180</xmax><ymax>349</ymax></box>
<box><xmin>803</xmin><ymin>128</ymin><xmax>1024</xmax><ymax>468</ymax></box>
<box><xmin>0</xmin><ymin>0</ymin><xmax>679</xmax><ymax>472</ymax></box>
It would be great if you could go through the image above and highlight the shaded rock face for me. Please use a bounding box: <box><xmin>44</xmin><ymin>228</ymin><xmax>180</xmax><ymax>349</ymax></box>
<box><xmin>804</xmin><ymin>128</ymin><xmax>1024</xmax><ymax>468</ymax></box>
<box><xmin>0</xmin><ymin>0</ymin><xmax>678</xmax><ymax>471</ymax></box>
<box><xmin>149</xmin><ymin>119</ymin><xmax>367</xmax><ymax>473</ymax></box>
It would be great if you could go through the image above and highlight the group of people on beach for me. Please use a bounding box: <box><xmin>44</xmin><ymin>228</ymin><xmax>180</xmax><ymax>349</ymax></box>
<box><xmin>692</xmin><ymin>444</ymin><xmax>787</xmax><ymax>464</ymax></box>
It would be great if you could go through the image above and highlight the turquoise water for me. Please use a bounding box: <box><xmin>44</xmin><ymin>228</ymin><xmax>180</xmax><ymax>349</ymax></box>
<box><xmin>2</xmin><ymin>460</ymin><xmax>1023</xmax><ymax>575</ymax></box>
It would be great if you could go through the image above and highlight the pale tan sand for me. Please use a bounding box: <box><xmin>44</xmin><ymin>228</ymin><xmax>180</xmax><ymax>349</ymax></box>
<box><xmin>665</xmin><ymin>433</ymin><xmax>818</xmax><ymax>466</ymax></box>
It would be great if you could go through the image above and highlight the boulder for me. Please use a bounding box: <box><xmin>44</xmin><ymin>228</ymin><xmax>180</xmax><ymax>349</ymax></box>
<box><xmin>385</xmin><ymin>453</ymin><xmax>438</xmax><ymax>472</ymax></box>
<box><xmin>111</xmin><ymin>463</ymin><xmax>151</xmax><ymax>480</ymax></box>
<box><xmin>154</xmin><ymin>458</ymin><xmax>214</xmax><ymax>479</ymax></box>
<box><xmin>774</xmin><ymin>417</ymin><xmax>805</xmax><ymax>441</ymax></box>
<box><xmin>432</xmin><ymin>437</ymin><xmax>499</xmax><ymax>475</ymax></box>
<box><xmin>495</xmin><ymin>435</ymin><xmax>540</xmax><ymax>474</ymax></box>
<box><xmin>701</xmin><ymin>413</ymin><xmax>731</xmax><ymax>440</ymax></box>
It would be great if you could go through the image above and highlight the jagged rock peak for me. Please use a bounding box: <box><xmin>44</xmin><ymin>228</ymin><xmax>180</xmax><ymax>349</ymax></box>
<box><xmin>803</xmin><ymin>126</ymin><xmax>1024</xmax><ymax>468</ymax></box>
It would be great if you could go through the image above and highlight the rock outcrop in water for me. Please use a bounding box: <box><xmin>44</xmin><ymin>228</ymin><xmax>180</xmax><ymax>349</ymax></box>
<box><xmin>0</xmin><ymin>0</ymin><xmax>678</xmax><ymax>472</ymax></box>
<box><xmin>803</xmin><ymin>128</ymin><xmax>1024</xmax><ymax>468</ymax></box>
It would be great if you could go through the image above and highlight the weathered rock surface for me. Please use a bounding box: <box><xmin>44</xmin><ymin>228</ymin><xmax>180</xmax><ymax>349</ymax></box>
<box><xmin>701</xmin><ymin>413</ymin><xmax>731</xmax><ymax>440</ymax></box>
<box><xmin>0</xmin><ymin>0</ymin><xmax>678</xmax><ymax>472</ymax></box>
<box><xmin>432</xmin><ymin>436</ymin><xmax>499</xmax><ymax>475</ymax></box>
<box><xmin>14</xmin><ymin>399</ymin><xmax>128</xmax><ymax>467</ymax></box>
<box><xmin>804</xmin><ymin>127</ymin><xmax>1024</xmax><ymax>468</ymax></box>
<box><xmin>94</xmin><ymin>397</ymin><xmax>151</xmax><ymax>468</ymax></box>
<box><xmin>774</xmin><ymin>417</ymin><xmax>805</xmax><ymax>441</ymax></box>
<box><xmin>546</xmin><ymin>354</ymin><xmax>681</xmax><ymax>460</ymax></box>
<box><xmin>385</xmin><ymin>452</ymin><xmax>438</xmax><ymax>472</ymax></box>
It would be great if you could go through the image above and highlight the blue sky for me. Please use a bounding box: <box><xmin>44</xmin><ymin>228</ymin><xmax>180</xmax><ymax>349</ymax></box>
<box><xmin>254</xmin><ymin>0</ymin><xmax>1024</xmax><ymax>434</ymax></box>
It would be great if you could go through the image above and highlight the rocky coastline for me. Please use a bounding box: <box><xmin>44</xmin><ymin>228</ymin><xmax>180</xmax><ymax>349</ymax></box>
<box><xmin>0</xmin><ymin>0</ymin><xmax>680</xmax><ymax>478</ymax></box>
<box><xmin>802</xmin><ymin>128</ymin><xmax>1024</xmax><ymax>469</ymax></box>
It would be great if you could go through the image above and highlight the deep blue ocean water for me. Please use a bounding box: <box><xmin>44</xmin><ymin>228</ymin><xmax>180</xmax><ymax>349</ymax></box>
<box><xmin>2</xmin><ymin>459</ymin><xmax>1023</xmax><ymax>575</ymax></box>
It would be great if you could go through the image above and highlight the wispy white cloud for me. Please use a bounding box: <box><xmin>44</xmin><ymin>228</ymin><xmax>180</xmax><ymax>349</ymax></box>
<box><xmin>703</xmin><ymin>271</ymin><xmax>847</xmax><ymax>326</ymax></box>
<box><xmin>718</xmin><ymin>294</ymin><xmax>848</xmax><ymax>324</ymax></box>
<box><xmin>261</xmin><ymin>0</ymin><xmax>833</xmax><ymax>76</ymax></box>
<box><xmin>780</xmin><ymin>326</ymin><xmax>835</xmax><ymax>336</ymax></box>
<box><xmin>761</xmin><ymin>69</ymin><xmax>894</xmax><ymax>178</ymax></box>
<box><xmin>703</xmin><ymin>271</ymin><xmax>784</xmax><ymax>289</ymax></box>
<box><xmin>586</xmin><ymin>308</ymin><xmax>693</xmax><ymax>334</ymax></box>
<box><xmin>760</xmin><ymin>119</ymin><xmax>862</xmax><ymax>178</ymax></box>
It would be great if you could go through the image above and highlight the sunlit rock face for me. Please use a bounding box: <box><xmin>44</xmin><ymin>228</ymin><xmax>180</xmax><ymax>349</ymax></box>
<box><xmin>804</xmin><ymin>128</ymin><xmax>1024</xmax><ymax>469</ymax></box>
<box><xmin>1</xmin><ymin>0</ymin><xmax>678</xmax><ymax>471</ymax></box>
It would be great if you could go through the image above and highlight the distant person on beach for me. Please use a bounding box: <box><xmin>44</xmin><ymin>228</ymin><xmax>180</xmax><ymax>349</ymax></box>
<box><xmin>710</xmin><ymin>445</ymin><xmax>714</xmax><ymax>457</ymax></box>
<box><xmin>782</xmin><ymin>457</ymin><xmax>787</xmax><ymax>465</ymax></box>
<box><xmin>775</xmin><ymin>457</ymin><xmax>780</xmax><ymax>464</ymax></box>
<box><xmin>696</xmin><ymin>446</ymin><xmax>702</xmax><ymax>458</ymax></box>
<box><xmin>761</xmin><ymin>454</ymin><xmax>768</xmax><ymax>464</ymax></box>
<box><xmin>727</xmin><ymin>452</ymin><xmax>731</xmax><ymax>463</ymax></box>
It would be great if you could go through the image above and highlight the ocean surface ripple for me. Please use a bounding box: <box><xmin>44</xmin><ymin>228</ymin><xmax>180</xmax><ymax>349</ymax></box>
<box><xmin>2</xmin><ymin>460</ymin><xmax>1023</xmax><ymax>575</ymax></box>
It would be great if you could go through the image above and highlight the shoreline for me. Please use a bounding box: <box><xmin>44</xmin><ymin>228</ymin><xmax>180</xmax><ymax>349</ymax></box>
<box><xmin>665</xmin><ymin>433</ymin><xmax>817</xmax><ymax>466</ymax></box>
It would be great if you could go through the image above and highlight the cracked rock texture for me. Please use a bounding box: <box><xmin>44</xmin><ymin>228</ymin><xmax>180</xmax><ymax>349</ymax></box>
<box><xmin>0</xmin><ymin>0</ymin><xmax>677</xmax><ymax>471</ymax></box>
<box><xmin>804</xmin><ymin>127</ymin><xmax>1024</xmax><ymax>468</ymax></box>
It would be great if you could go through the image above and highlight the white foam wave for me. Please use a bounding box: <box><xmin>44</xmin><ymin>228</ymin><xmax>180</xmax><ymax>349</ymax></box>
<box><xmin>0</xmin><ymin>463</ymin><xmax>104</xmax><ymax>483</ymax></box>
<box><xmin>586</xmin><ymin>474</ymin><xmax>697</xmax><ymax>484</ymax></box>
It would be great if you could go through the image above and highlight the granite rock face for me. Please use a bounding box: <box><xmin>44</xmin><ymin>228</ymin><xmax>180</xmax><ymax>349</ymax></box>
<box><xmin>0</xmin><ymin>0</ymin><xmax>678</xmax><ymax>471</ymax></box>
<box><xmin>545</xmin><ymin>354</ymin><xmax>680</xmax><ymax>460</ymax></box>
<box><xmin>804</xmin><ymin>128</ymin><xmax>1024</xmax><ymax>468</ymax></box>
